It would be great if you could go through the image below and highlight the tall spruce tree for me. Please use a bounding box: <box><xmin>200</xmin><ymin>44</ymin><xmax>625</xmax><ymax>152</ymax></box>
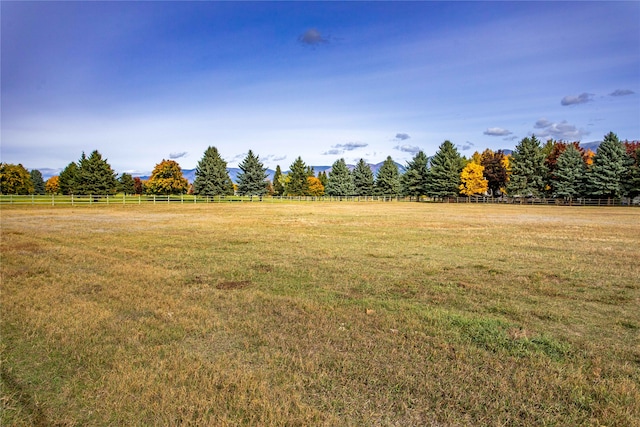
<box><xmin>286</xmin><ymin>157</ymin><xmax>310</xmax><ymax>196</ymax></box>
<box><xmin>623</xmin><ymin>142</ymin><xmax>640</xmax><ymax>199</ymax></box>
<box><xmin>59</xmin><ymin>162</ymin><xmax>79</xmax><ymax>195</ymax></box>
<box><xmin>352</xmin><ymin>159</ymin><xmax>374</xmax><ymax>196</ymax></box>
<box><xmin>325</xmin><ymin>158</ymin><xmax>355</xmax><ymax>196</ymax></box>
<box><xmin>272</xmin><ymin>165</ymin><xmax>284</xmax><ymax>196</ymax></box>
<box><xmin>480</xmin><ymin>149</ymin><xmax>508</xmax><ymax>196</ymax></box>
<box><xmin>374</xmin><ymin>156</ymin><xmax>401</xmax><ymax>196</ymax></box>
<box><xmin>402</xmin><ymin>151</ymin><xmax>429</xmax><ymax>200</ymax></box>
<box><xmin>318</xmin><ymin>170</ymin><xmax>328</xmax><ymax>188</ymax></box>
<box><xmin>194</xmin><ymin>146</ymin><xmax>234</xmax><ymax>196</ymax></box>
<box><xmin>552</xmin><ymin>144</ymin><xmax>586</xmax><ymax>199</ymax></box>
<box><xmin>76</xmin><ymin>150</ymin><xmax>118</xmax><ymax>195</ymax></box>
<box><xmin>29</xmin><ymin>169</ymin><xmax>46</xmax><ymax>195</ymax></box>
<box><xmin>586</xmin><ymin>132</ymin><xmax>627</xmax><ymax>199</ymax></box>
<box><xmin>426</xmin><ymin>141</ymin><xmax>464</xmax><ymax>198</ymax></box>
<box><xmin>506</xmin><ymin>135</ymin><xmax>546</xmax><ymax>197</ymax></box>
<box><xmin>236</xmin><ymin>150</ymin><xmax>268</xmax><ymax>196</ymax></box>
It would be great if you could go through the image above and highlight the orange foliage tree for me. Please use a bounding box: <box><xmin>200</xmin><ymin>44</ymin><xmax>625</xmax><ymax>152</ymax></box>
<box><xmin>45</xmin><ymin>176</ymin><xmax>61</xmax><ymax>194</ymax></box>
<box><xmin>145</xmin><ymin>160</ymin><xmax>189</xmax><ymax>195</ymax></box>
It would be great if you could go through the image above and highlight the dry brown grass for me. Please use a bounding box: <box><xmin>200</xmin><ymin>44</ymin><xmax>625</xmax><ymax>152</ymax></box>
<box><xmin>1</xmin><ymin>203</ymin><xmax>639</xmax><ymax>426</ymax></box>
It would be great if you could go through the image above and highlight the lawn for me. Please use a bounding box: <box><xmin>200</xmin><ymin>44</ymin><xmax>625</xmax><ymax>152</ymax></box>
<box><xmin>1</xmin><ymin>203</ymin><xmax>639</xmax><ymax>426</ymax></box>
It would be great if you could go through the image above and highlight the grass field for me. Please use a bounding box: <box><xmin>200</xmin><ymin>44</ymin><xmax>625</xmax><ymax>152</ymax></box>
<box><xmin>1</xmin><ymin>203</ymin><xmax>639</xmax><ymax>426</ymax></box>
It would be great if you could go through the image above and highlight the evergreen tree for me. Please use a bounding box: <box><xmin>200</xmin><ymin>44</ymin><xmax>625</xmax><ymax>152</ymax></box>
<box><xmin>426</xmin><ymin>140</ymin><xmax>464</xmax><ymax>198</ymax></box>
<box><xmin>237</xmin><ymin>150</ymin><xmax>268</xmax><ymax>196</ymax></box>
<box><xmin>76</xmin><ymin>150</ymin><xmax>118</xmax><ymax>195</ymax></box>
<box><xmin>194</xmin><ymin>146</ymin><xmax>234</xmax><ymax>196</ymax></box>
<box><xmin>401</xmin><ymin>151</ymin><xmax>429</xmax><ymax>200</ymax></box>
<box><xmin>506</xmin><ymin>135</ymin><xmax>546</xmax><ymax>197</ymax></box>
<box><xmin>29</xmin><ymin>169</ymin><xmax>46</xmax><ymax>195</ymax></box>
<box><xmin>0</xmin><ymin>163</ymin><xmax>34</xmax><ymax>194</ymax></box>
<box><xmin>59</xmin><ymin>161</ymin><xmax>79</xmax><ymax>195</ymax></box>
<box><xmin>352</xmin><ymin>159</ymin><xmax>374</xmax><ymax>196</ymax></box>
<box><xmin>145</xmin><ymin>160</ymin><xmax>189</xmax><ymax>195</ymax></box>
<box><xmin>623</xmin><ymin>141</ymin><xmax>640</xmax><ymax>199</ymax></box>
<box><xmin>285</xmin><ymin>157</ymin><xmax>309</xmax><ymax>196</ymax></box>
<box><xmin>272</xmin><ymin>165</ymin><xmax>284</xmax><ymax>196</ymax></box>
<box><xmin>480</xmin><ymin>149</ymin><xmax>508</xmax><ymax>196</ymax></box>
<box><xmin>552</xmin><ymin>144</ymin><xmax>586</xmax><ymax>200</ymax></box>
<box><xmin>119</xmin><ymin>173</ymin><xmax>135</xmax><ymax>195</ymax></box>
<box><xmin>586</xmin><ymin>132</ymin><xmax>627</xmax><ymax>199</ymax></box>
<box><xmin>374</xmin><ymin>156</ymin><xmax>401</xmax><ymax>196</ymax></box>
<box><xmin>325</xmin><ymin>158</ymin><xmax>355</xmax><ymax>196</ymax></box>
<box><xmin>318</xmin><ymin>170</ymin><xmax>328</xmax><ymax>188</ymax></box>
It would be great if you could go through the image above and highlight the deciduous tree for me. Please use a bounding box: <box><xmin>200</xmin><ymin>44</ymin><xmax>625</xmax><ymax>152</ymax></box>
<box><xmin>307</xmin><ymin>176</ymin><xmax>325</xmax><ymax>196</ymax></box>
<box><xmin>459</xmin><ymin>162</ymin><xmax>488</xmax><ymax>196</ymax></box>
<box><xmin>145</xmin><ymin>160</ymin><xmax>189</xmax><ymax>195</ymax></box>
<box><xmin>0</xmin><ymin>163</ymin><xmax>34</xmax><ymax>194</ymax></box>
<box><xmin>325</xmin><ymin>158</ymin><xmax>355</xmax><ymax>196</ymax></box>
<box><xmin>236</xmin><ymin>150</ymin><xmax>268</xmax><ymax>196</ymax></box>
<box><xmin>480</xmin><ymin>149</ymin><xmax>508</xmax><ymax>196</ymax></box>
<box><xmin>45</xmin><ymin>176</ymin><xmax>61</xmax><ymax>194</ymax></box>
<box><xmin>133</xmin><ymin>177</ymin><xmax>144</xmax><ymax>195</ymax></box>
<box><xmin>193</xmin><ymin>146</ymin><xmax>234</xmax><ymax>196</ymax></box>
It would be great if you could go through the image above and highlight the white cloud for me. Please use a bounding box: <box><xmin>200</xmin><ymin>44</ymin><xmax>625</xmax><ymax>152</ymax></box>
<box><xmin>561</xmin><ymin>92</ymin><xmax>593</xmax><ymax>106</ymax></box>
<box><xmin>394</xmin><ymin>144</ymin><xmax>421</xmax><ymax>154</ymax></box>
<box><xmin>483</xmin><ymin>127</ymin><xmax>512</xmax><ymax>136</ymax></box>
<box><xmin>610</xmin><ymin>89</ymin><xmax>635</xmax><ymax>97</ymax></box>
<box><xmin>394</xmin><ymin>133</ymin><xmax>410</xmax><ymax>141</ymax></box>
<box><xmin>531</xmin><ymin>119</ymin><xmax>589</xmax><ymax>141</ymax></box>
<box><xmin>169</xmin><ymin>151</ymin><xmax>188</xmax><ymax>159</ymax></box>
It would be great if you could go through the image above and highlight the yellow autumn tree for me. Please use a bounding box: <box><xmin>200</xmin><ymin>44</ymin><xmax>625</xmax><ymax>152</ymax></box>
<box><xmin>45</xmin><ymin>176</ymin><xmax>61</xmax><ymax>194</ymax></box>
<box><xmin>459</xmin><ymin>162</ymin><xmax>488</xmax><ymax>196</ymax></box>
<box><xmin>470</xmin><ymin>151</ymin><xmax>483</xmax><ymax>165</ymax></box>
<box><xmin>307</xmin><ymin>176</ymin><xmax>325</xmax><ymax>196</ymax></box>
<box><xmin>145</xmin><ymin>160</ymin><xmax>189</xmax><ymax>195</ymax></box>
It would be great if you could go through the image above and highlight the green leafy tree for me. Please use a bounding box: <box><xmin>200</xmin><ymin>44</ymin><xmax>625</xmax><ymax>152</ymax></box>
<box><xmin>551</xmin><ymin>144</ymin><xmax>586</xmax><ymax>200</ymax></box>
<box><xmin>506</xmin><ymin>135</ymin><xmax>546</xmax><ymax>197</ymax></box>
<box><xmin>145</xmin><ymin>160</ymin><xmax>189</xmax><ymax>195</ymax></box>
<box><xmin>480</xmin><ymin>149</ymin><xmax>508</xmax><ymax>196</ymax></box>
<box><xmin>237</xmin><ymin>150</ymin><xmax>268</xmax><ymax>196</ymax></box>
<box><xmin>0</xmin><ymin>163</ymin><xmax>34</xmax><ymax>195</ymax></box>
<box><xmin>352</xmin><ymin>159</ymin><xmax>374</xmax><ymax>196</ymax></box>
<box><xmin>374</xmin><ymin>156</ymin><xmax>401</xmax><ymax>196</ymax></box>
<box><xmin>272</xmin><ymin>165</ymin><xmax>285</xmax><ymax>196</ymax></box>
<box><xmin>426</xmin><ymin>141</ymin><xmax>464</xmax><ymax>198</ymax></box>
<box><xmin>76</xmin><ymin>150</ymin><xmax>119</xmax><ymax>195</ymax></box>
<box><xmin>59</xmin><ymin>162</ymin><xmax>80</xmax><ymax>195</ymax></box>
<box><xmin>285</xmin><ymin>157</ymin><xmax>310</xmax><ymax>196</ymax></box>
<box><xmin>119</xmin><ymin>173</ymin><xmax>135</xmax><ymax>195</ymax></box>
<box><xmin>194</xmin><ymin>146</ymin><xmax>234</xmax><ymax>196</ymax></box>
<box><xmin>29</xmin><ymin>169</ymin><xmax>46</xmax><ymax>195</ymax></box>
<box><xmin>586</xmin><ymin>132</ymin><xmax>627</xmax><ymax>199</ymax></box>
<box><xmin>402</xmin><ymin>151</ymin><xmax>429</xmax><ymax>200</ymax></box>
<box><xmin>325</xmin><ymin>158</ymin><xmax>355</xmax><ymax>196</ymax></box>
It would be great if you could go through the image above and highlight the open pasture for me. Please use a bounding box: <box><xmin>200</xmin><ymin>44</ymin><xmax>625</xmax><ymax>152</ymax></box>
<box><xmin>1</xmin><ymin>203</ymin><xmax>639</xmax><ymax>426</ymax></box>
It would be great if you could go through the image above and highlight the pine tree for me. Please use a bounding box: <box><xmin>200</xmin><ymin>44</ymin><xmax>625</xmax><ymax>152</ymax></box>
<box><xmin>285</xmin><ymin>157</ymin><xmax>310</xmax><ymax>196</ymax></box>
<box><xmin>59</xmin><ymin>162</ymin><xmax>79</xmax><ymax>195</ymax></box>
<box><xmin>623</xmin><ymin>141</ymin><xmax>640</xmax><ymax>199</ymax></box>
<box><xmin>586</xmin><ymin>132</ymin><xmax>627</xmax><ymax>199</ymax></box>
<box><xmin>29</xmin><ymin>169</ymin><xmax>46</xmax><ymax>195</ymax></box>
<box><xmin>401</xmin><ymin>151</ymin><xmax>429</xmax><ymax>200</ymax></box>
<box><xmin>325</xmin><ymin>158</ymin><xmax>355</xmax><ymax>196</ymax></box>
<box><xmin>551</xmin><ymin>144</ymin><xmax>586</xmax><ymax>200</ymax></box>
<box><xmin>480</xmin><ymin>149</ymin><xmax>508</xmax><ymax>196</ymax></box>
<box><xmin>352</xmin><ymin>159</ymin><xmax>374</xmax><ymax>196</ymax></box>
<box><xmin>119</xmin><ymin>173</ymin><xmax>135</xmax><ymax>195</ymax></box>
<box><xmin>145</xmin><ymin>160</ymin><xmax>189</xmax><ymax>195</ymax></box>
<box><xmin>426</xmin><ymin>140</ymin><xmax>464</xmax><ymax>198</ymax></box>
<box><xmin>272</xmin><ymin>165</ymin><xmax>284</xmax><ymax>196</ymax></box>
<box><xmin>318</xmin><ymin>170</ymin><xmax>328</xmax><ymax>188</ymax></box>
<box><xmin>194</xmin><ymin>146</ymin><xmax>234</xmax><ymax>196</ymax></box>
<box><xmin>374</xmin><ymin>156</ymin><xmax>401</xmax><ymax>196</ymax></box>
<box><xmin>76</xmin><ymin>150</ymin><xmax>119</xmax><ymax>195</ymax></box>
<box><xmin>237</xmin><ymin>150</ymin><xmax>268</xmax><ymax>196</ymax></box>
<box><xmin>506</xmin><ymin>135</ymin><xmax>546</xmax><ymax>197</ymax></box>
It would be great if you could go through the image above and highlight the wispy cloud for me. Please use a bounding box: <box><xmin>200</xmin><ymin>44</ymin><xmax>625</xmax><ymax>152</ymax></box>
<box><xmin>531</xmin><ymin>119</ymin><xmax>589</xmax><ymax>141</ymax></box>
<box><xmin>263</xmin><ymin>154</ymin><xmax>287</xmax><ymax>163</ymax></box>
<box><xmin>458</xmin><ymin>141</ymin><xmax>475</xmax><ymax>151</ymax></box>
<box><xmin>561</xmin><ymin>92</ymin><xmax>593</xmax><ymax>106</ymax></box>
<box><xmin>484</xmin><ymin>127</ymin><xmax>512</xmax><ymax>136</ymax></box>
<box><xmin>394</xmin><ymin>133</ymin><xmax>410</xmax><ymax>141</ymax></box>
<box><xmin>298</xmin><ymin>28</ymin><xmax>329</xmax><ymax>46</ymax></box>
<box><xmin>394</xmin><ymin>144</ymin><xmax>421</xmax><ymax>154</ymax></box>
<box><xmin>169</xmin><ymin>152</ymin><xmax>188</xmax><ymax>159</ymax></box>
<box><xmin>323</xmin><ymin>141</ymin><xmax>367</xmax><ymax>155</ymax></box>
<box><xmin>609</xmin><ymin>89</ymin><xmax>635</xmax><ymax>97</ymax></box>
<box><xmin>323</xmin><ymin>149</ymin><xmax>342</xmax><ymax>155</ymax></box>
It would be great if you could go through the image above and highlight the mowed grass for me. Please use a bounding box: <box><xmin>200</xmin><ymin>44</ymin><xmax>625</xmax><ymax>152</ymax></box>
<box><xmin>1</xmin><ymin>203</ymin><xmax>639</xmax><ymax>426</ymax></box>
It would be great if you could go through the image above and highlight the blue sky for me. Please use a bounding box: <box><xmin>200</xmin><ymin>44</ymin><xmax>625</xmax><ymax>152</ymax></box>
<box><xmin>2</xmin><ymin>1</ymin><xmax>639</xmax><ymax>177</ymax></box>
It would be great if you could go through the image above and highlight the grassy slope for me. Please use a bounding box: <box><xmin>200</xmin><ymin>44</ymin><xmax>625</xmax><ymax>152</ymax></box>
<box><xmin>1</xmin><ymin>203</ymin><xmax>639</xmax><ymax>426</ymax></box>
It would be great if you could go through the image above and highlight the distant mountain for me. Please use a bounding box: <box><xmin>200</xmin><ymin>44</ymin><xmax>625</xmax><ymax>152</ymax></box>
<box><xmin>580</xmin><ymin>141</ymin><xmax>601</xmax><ymax>152</ymax></box>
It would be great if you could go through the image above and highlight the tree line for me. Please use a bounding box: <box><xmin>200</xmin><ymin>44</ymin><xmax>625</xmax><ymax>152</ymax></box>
<box><xmin>1</xmin><ymin>132</ymin><xmax>638</xmax><ymax>201</ymax></box>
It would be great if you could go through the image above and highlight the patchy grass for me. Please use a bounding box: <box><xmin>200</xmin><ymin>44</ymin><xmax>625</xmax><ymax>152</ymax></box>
<box><xmin>1</xmin><ymin>203</ymin><xmax>639</xmax><ymax>426</ymax></box>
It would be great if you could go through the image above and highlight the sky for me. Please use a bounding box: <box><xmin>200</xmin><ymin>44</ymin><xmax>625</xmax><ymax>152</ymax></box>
<box><xmin>1</xmin><ymin>1</ymin><xmax>639</xmax><ymax>177</ymax></box>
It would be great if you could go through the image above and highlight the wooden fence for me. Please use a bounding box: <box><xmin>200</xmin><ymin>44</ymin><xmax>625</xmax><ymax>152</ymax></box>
<box><xmin>0</xmin><ymin>194</ymin><xmax>637</xmax><ymax>206</ymax></box>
